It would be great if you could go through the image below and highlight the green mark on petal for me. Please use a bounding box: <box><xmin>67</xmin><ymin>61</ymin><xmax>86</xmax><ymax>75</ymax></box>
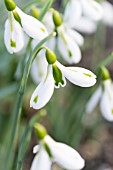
<box><xmin>83</xmin><ymin>73</ymin><xmax>92</xmax><ymax>77</ymax></box>
<box><xmin>60</xmin><ymin>32</ymin><xmax>67</xmax><ymax>45</ymax></box>
<box><xmin>68</xmin><ymin>50</ymin><xmax>72</xmax><ymax>58</ymax></box>
<box><xmin>112</xmin><ymin>109</ymin><xmax>113</xmax><ymax>114</ymax></box>
<box><xmin>10</xmin><ymin>39</ymin><xmax>16</xmax><ymax>47</ymax></box>
<box><xmin>40</xmin><ymin>27</ymin><xmax>46</xmax><ymax>32</ymax></box>
<box><xmin>33</xmin><ymin>95</ymin><xmax>38</xmax><ymax>103</ymax></box>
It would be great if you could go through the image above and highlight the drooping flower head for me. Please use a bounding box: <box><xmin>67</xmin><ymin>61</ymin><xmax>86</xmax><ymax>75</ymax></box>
<box><xmin>4</xmin><ymin>0</ymin><xmax>48</xmax><ymax>53</ymax></box>
<box><xmin>30</xmin><ymin>123</ymin><xmax>85</xmax><ymax>170</ymax></box>
<box><xmin>86</xmin><ymin>66</ymin><xmax>113</xmax><ymax>121</ymax></box>
<box><xmin>30</xmin><ymin>47</ymin><xmax>97</xmax><ymax>110</ymax></box>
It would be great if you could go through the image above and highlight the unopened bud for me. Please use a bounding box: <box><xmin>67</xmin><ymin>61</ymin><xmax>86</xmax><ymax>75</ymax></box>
<box><xmin>31</xmin><ymin>6</ymin><xmax>40</xmax><ymax>18</ymax></box>
<box><xmin>52</xmin><ymin>9</ymin><xmax>62</xmax><ymax>27</ymax></box>
<box><xmin>101</xmin><ymin>66</ymin><xmax>110</xmax><ymax>81</ymax></box>
<box><xmin>34</xmin><ymin>123</ymin><xmax>47</xmax><ymax>140</ymax></box>
<box><xmin>5</xmin><ymin>0</ymin><xmax>16</xmax><ymax>11</ymax></box>
<box><xmin>46</xmin><ymin>48</ymin><xmax>57</xmax><ymax>64</ymax></box>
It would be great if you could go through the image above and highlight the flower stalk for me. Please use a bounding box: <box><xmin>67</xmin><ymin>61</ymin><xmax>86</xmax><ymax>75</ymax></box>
<box><xmin>3</xmin><ymin>32</ymin><xmax>56</xmax><ymax>170</ymax></box>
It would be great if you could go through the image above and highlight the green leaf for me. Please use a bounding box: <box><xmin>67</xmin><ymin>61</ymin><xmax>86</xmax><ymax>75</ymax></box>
<box><xmin>38</xmin><ymin>0</ymin><xmax>53</xmax><ymax>21</ymax></box>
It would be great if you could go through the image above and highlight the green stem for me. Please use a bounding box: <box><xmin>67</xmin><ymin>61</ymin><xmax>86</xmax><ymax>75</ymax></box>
<box><xmin>16</xmin><ymin>110</ymin><xmax>46</xmax><ymax>170</ymax></box>
<box><xmin>3</xmin><ymin>32</ymin><xmax>56</xmax><ymax>170</ymax></box>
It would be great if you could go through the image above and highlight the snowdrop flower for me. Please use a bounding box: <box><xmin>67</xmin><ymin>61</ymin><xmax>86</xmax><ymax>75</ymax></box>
<box><xmin>30</xmin><ymin>48</ymin><xmax>96</xmax><ymax>110</ymax></box>
<box><xmin>86</xmin><ymin>66</ymin><xmax>113</xmax><ymax>122</ymax></box>
<box><xmin>30</xmin><ymin>123</ymin><xmax>85</xmax><ymax>170</ymax></box>
<box><xmin>4</xmin><ymin>0</ymin><xmax>48</xmax><ymax>53</ymax></box>
<box><xmin>64</xmin><ymin>0</ymin><xmax>103</xmax><ymax>34</ymax></box>
<box><xmin>100</xmin><ymin>1</ymin><xmax>113</xmax><ymax>27</ymax></box>
<box><xmin>4</xmin><ymin>13</ymin><xmax>24</xmax><ymax>54</ymax></box>
<box><xmin>43</xmin><ymin>9</ymin><xmax>84</xmax><ymax>64</ymax></box>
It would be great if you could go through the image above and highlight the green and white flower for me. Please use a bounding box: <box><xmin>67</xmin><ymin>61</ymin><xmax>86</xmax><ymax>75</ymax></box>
<box><xmin>86</xmin><ymin>67</ymin><xmax>113</xmax><ymax>121</ymax></box>
<box><xmin>30</xmin><ymin>49</ymin><xmax>96</xmax><ymax>110</ymax></box>
<box><xmin>31</xmin><ymin>134</ymin><xmax>85</xmax><ymax>170</ymax></box>
<box><xmin>4</xmin><ymin>0</ymin><xmax>48</xmax><ymax>53</ymax></box>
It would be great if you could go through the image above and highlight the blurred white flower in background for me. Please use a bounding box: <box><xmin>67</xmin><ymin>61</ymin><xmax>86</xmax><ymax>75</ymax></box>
<box><xmin>86</xmin><ymin>67</ymin><xmax>113</xmax><ymax>122</ymax></box>
<box><xmin>64</xmin><ymin>0</ymin><xmax>113</xmax><ymax>35</ymax></box>
<box><xmin>31</xmin><ymin>134</ymin><xmax>85</xmax><ymax>170</ymax></box>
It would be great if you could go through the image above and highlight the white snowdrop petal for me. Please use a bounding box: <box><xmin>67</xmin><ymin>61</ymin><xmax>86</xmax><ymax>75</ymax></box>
<box><xmin>100</xmin><ymin>80</ymin><xmax>113</xmax><ymax>121</ymax></box>
<box><xmin>101</xmin><ymin>1</ymin><xmax>113</xmax><ymax>27</ymax></box>
<box><xmin>30</xmin><ymin>148</ymin><xmax>51</xmax><ymax>170</ymax></box>
<box><xmin>16</xmin><ymin>7</ymin><xmax>48</xmax><ymax>40</ymax></box>
<box><xmin>58</xmin><ymin>29</ymin><xmax>81</xmax><ymax>64</ymax></box>
<box><xmin>62</xmin><ymin>67</ymin><xmax>96</xmax><ymax>87</ymax></box>
<box><xmin>74</xmin><ymin>17</ymin><xmax>97</xmax><ymax>34</ymax></box>
<box><xmin>30</xmin><ymin>55</ymin><xmax>48</xmax><ymax>84</ymax></box>
<box><xmin>4</xmin><ymin>17</ymin><xmax>24</xmax><ymax>53</ymax></box>
<box><xmin>66</xmin><ymin>28</ymin><xmax>84</xmax><ymax>46</ymax></box>
<box><xmin>86</xmin><ymin>86</ymin><xmax>102</xmax><ymax>113</ymax></box>
<box><xmin>33</xmin><ymin>145</ymin><xmax>40</xmax><ymax>154</ymax></box>
<box><xmin>81</xmin><ymin>0</ymin><xmax>103</xmax><ymax>21</ymax></box>
<box><xmin>64</xmin><ymin>0</ymin><xmax>82</xmax><ymax>28</ymax></box>
<box><xmin>43</xmin><ymin>11</ymin><xmax>55</xmax><ymax>33</ymax></box>
<box><xmin>30</xmin><ymin>65</ymin><xmax>54</xmax><ymax>109</ymax></box>
<box><xmin>45</xmin><ymin>135</ymin><xmax>85</xmax><ymax>170</ymax></box>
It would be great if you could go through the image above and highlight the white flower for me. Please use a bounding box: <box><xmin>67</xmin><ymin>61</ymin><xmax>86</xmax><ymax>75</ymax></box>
<box><xmin>15</xmin><ymin>7</ymin><xmax>48</xmax><ymax>40</ymax></box>
<box><xmin>4</xmin><ymin>5</ymin><xmax>48</xmax><ymax>53</ymax></box>
<box><xmin>30</xmin><ymin>60</ymin><xmax>96</xmax><ymax>110</ymax></box>
<box><xmin>86</xmin><ymin>79</ymin><xmax>113</xmax><ymax>122</ymax></box>
<box><xmin>43</xmin><ymin>11</ymin><xmax>84</xmax><ymax>64</ymax></box>
<box><xmin>4</xmin><ymin>13</ymin><xmax>24</xmax><ymax>54</ymax></box>
<box><xmin>100</xmin><ymin>1</ymin><xmax>113</xmax><ymax>27</ymax></box>
<box><xmin>57</xmin><ymin>25</ymin><xmax>84</xmax><ymax>64</ymax></box>
<box><xmin>64</xmin><ymin>0</ymin><xmax>103</xmax><ymax>34</ymax></box>
<box><xmin>31</xmin><ymin>135</ymin><xmax>85</xmax><ymax>170</ymax></box>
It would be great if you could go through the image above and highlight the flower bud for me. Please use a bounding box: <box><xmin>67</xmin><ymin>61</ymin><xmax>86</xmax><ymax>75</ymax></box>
<box><xmin>34</xmin><ymin>123</ymin><xmax>47</xmax><ymax>140</ymax></box>
<box><xmin>52</xmin><ymin>9</ymin><xmax>62</xmax><ymax>27</ymax></box>
<box><xmin>101</xmin><ymin>66</ymin><xmax>110</xmax><ymax>81</ymax></box>
<box><xmin>46</xmin><ymin>48</ymin><xmax>57</xmax><ymax>64</ymax></box>
<box><xmin>4</xmin><ymin>0</ymin><xmax>16</xmax><ymax>11</ymax></box>
<box><xmin>31</xmin><ymin>6</ymin><xmax>40</xmax><ymax>18</ymax></box>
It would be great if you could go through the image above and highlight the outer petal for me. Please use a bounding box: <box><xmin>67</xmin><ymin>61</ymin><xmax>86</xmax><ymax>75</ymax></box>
<box><xmin>33</xmin><ymin>145</ymin><xmax>40</xmax><ymax>154</ymax></box>
<box><xmin>45</xmin><ymin>135</ymin><xmax>85</xmax><ymax>170</ymax></box>
<box><xmin>100</xmin><ymin>80</ymin><xmax>113</xmax><ymax>121</ymax></box>
<box><xmin>86</xmin><ymin>86</ymin><xmax>102</xmax><ymax>113</ymax></box>
<box><xmin>15</xmin><ymin>7</ymin><xmax>48</xmax><ymax>40</ymax></box>
<box><xmin>30</xmin><ymin>54</ymin><xmax>48</xmax><ymax>84</ymax></box>
<box><xmin>64</xmin><ymin>0</ymin><xmax>82</xmax><ymax>28</ymax></box>
<box><xmin>43</xmin><ymin>11</ymin><xmax>54</xmax><ymax>33</ymax></box>
<box><xmin>30</xmin><ymin>148</ymin><xmax>51</xmax><ymax>170</ymax></box>
<box><xmin>101</xmin><ymin>1</ymin><xmax>113</xmax><ymax>27</ymax></box>
<box><xmin>57</xmin><ymin>26</ymin><xmax>81</xmax><ymax>64</ymax></box>
<box><xmin>30</xmin><ymin>65</ymin><xmax>54</xmax><ymax>109</ymax></box>
<box><xmin>4</xmin><ymin>17</ymin><xmax>24</xmax><ymax>54</ymax></box>
<box><xmin>74</xmin><ymin>17</ymin><xmax>97</xmax><ymax>34</ymax></box>
<box><xmin>57</xmin><ymin>62</ymin><xmax>96</xmax><ymax>87</ymax></box>
<box><xmin>81</xmin><ymin>0</ymin><xmax>103</xmax><ymax>21</ymax></box>
<box><xmin>66</xmin><ymin>28</ymin><xmax>84</xmax><ymax>46</ymax></box>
